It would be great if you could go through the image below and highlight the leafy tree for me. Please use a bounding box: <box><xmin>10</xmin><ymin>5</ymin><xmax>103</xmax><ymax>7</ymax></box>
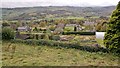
<box><xmin>2</xmin><ymin>22</ymin><xmax>10</xmax><ymax>27</ymax></box>
<box><xmin>39</xmin><ymin>22</ymin><xmax>46</xmax><ymax>27</ymax></box>
<box><xmin>33</xmin><ymin>27</ymin><xmax>38</xmax><ymax>32</ymax></box>
<box><xmin>2</xmin><ymin>27</ymin><xmax>15</xmax><ymax>40</ymax></box>
<box><xmin>74</xmin><ymin>26</ymin><xmax>77</xmax><ymax>31</ymax></box>
<box><xmin>104</xmin><ymin>1</ymin><xmax>120</xmax><ymax>53</ymax></box>
<box><xmin>49</xmin><ymin>25</ymin><xmax>55</xmax><ymax>31</ymax></box>
<box><xmin>95</xmin><ymin>22</ymin><xmax>107</xmax><ymax>32</ymax></box>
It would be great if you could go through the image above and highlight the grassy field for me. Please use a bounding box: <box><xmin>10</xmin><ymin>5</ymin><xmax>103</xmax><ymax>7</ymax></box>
<box><xmin>64</xmin><ymin>26</ymin><xmax>74</xmax><ymax>32</ymax></box>
<box><xmin>2</xmin><ymin>41</ymin><xmax>119</xmax><ymax>66</ymax></box>
<box><xmin>96</xmin><ymin>39</ymin><xmax>104</xmax><ymax>47</ymax></box>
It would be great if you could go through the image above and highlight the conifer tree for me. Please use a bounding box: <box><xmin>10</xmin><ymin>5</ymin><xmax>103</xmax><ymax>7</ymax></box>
<box><xmin>104</xmin><ymin>1</ymin><xmax>120</xmax><ymax>53</ymax></box>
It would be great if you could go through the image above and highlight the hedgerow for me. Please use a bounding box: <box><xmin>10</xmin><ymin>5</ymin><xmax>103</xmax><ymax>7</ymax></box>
<box><xmin>11</xmin><ymin>39</ymin><xmax>108</xmax><ymax>53</ymax></box>
<box><xmin>62</xmin><ymin>32</ymin><xmax>95</xmax><ymax>35</ymax></box>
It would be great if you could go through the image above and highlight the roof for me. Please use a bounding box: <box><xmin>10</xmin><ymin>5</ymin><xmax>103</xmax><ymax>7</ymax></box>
<box><xmin>18</xmin><ymin>26</ymin><xmax>27</xmax><ymax>29</ymax></box>
<box><xmin>18</xmin><ymin>26</ymin><xmax>31</xmax><ymax>30</ymax></box>
<box><xmin>56</xmin><ymin>23</ymin><xmax>65</xmax><ymax>28</ymax></box>
<box><xmin>66</xmin><ymin>24</ymin><xmax>81</xmax><ymax>27</ymax></box>
<box><xmin>84</xmin><ymin>21</ymin><xmax>95</xmax><ymax>25</ymax></box>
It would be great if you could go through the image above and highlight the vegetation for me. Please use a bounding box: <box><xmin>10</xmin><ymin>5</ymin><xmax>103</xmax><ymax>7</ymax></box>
<box><xmin>10</xmin><ymin>39</ymin><xmax>109</xmax><ymax>53</ymax></box>
<box><xmin>1</xmin><ymin>2</ymin><xmax>119</xmax><ymax>66</ymax></box>
<box><xmin>95</xmin><ymin>21</ymin><xmax>107</xmax><ymax>32</ymax></box>
<box><xmin>2</xmin><ymin>41</ymin><xmax>119</xmax><ymax>66</ymax></box>
<box><xmin>2</xmin><ymin>6</ymin><xmax>115</xmax><ymax>20</ymax></box>
<box><xmin>2</xmin><ymin>27</ymin><xmax>15</xmax><ymax>40</ymax></box>
<box><xmin>2</xmin><ymin>22</ymin><xmax>10</xmax><ymax>27</ymax></box>
<box><xmin>104</xmin><ymin>1</ymin><xmax>120</xmax><ymax>53</ymax></box>
<box><xmin>64</xmin><ymin>26</ymin><xmax>74</xmax><ymax>32</ymax></box>
<box><xmin>62</xmin><ymin>32</ymin><xmax>95</xmax><ymax>35</ymax></box>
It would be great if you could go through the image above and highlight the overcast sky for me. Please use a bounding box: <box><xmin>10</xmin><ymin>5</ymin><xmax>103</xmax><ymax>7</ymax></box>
<box><xmin>1</xmin><ymin>0</ymin><xmax>120</xmax><ymax>8</ymax></box>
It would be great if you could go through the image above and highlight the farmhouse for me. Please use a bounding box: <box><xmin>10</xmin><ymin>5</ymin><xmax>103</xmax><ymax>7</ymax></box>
<box><xmin>56</xmin><ymin>23</ymin><xmax>65</xmax><ymax>28</ymax></box>
<box><xmin>65</xmin><ymin>24</ymin><xmax>77</xmax><ymax>27</ymax></box>
<box><xmin>54</xmin><ymin>23</ymin><xmax>65</xmax><ymax>34</ymax></box>
<box><xmin>65</xmin><ymin>24</ymin><xmax>82</xmax><ymax>31</ymax></box>
<box><xmin>17</xmin><ymin>26</ymin><xmax>31</xmax><ymax>32</ymax></box>
<box><xmin>84</xmin><ymin>21</ymin><xmax>95</xmax><ymax>26</ymax></box>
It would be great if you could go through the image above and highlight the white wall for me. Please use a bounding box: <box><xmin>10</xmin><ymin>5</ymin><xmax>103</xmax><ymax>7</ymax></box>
<box><xmin>96</xmin><ymin>32</ymin><xmax>106</xmax><ymax>40</ymax></box>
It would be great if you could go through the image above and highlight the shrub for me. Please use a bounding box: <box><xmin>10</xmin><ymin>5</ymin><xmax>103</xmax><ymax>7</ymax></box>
<box><xmin>51</xmin><ymin>35</ymin><xmax>60</xmax><ymax>41</ymax></box>
<box><xmin>104</xmin><ymin>1</ymin><xmax>120</xmax><ymax>53</ymax></box>
<box><xmin>2</xmin><ymin>27</ymin><xmax>15</xmax><ymax>40</ymax></box>
<box><xmin>43</xmin><ymin>34</ymin><xmax>49</xmax><ymax>40</ymax></box>
<box><xmin>49</xmin><ymin>25</ymin><xmax>55</xmax><ymax>31</ymax></box>
<box><xmin>29</xmin><ymin>34</ymin><xmax>34</xmax><ymax>39</ymax></box>
<box><xmin>36</xmin><ymin>34</ymin><xmax>39</xmax><ymax>40</ymax></box>
<box><xmin>2</xmin><ymin>22</ymin><xmax>10</xmax><ymax>27</ymax></box>
<box><xmin>74</xmin><ymin>26</ymin><xmax>77</xmax><ymax>31</ymax></box>
<box><xmin>33</xmin><ymin>27</ymin><xmax>38</xmax><ymax>32</ymax></box>
<box><xmin>40</xmin><ymin>34</ymin><xmax>45</xmax><ymax>39</ymax></box>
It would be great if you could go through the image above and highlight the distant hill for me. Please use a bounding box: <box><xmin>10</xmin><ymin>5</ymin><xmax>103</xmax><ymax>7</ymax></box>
<box><xmin>2</xmin><ymin>6</ymin><xmax>116</xmax><ymax>20</ymax></box>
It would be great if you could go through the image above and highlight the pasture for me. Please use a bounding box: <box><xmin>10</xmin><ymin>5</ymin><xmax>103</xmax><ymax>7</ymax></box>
<box><xmin>2</xmin><ymin>41</ymin><xmax>119</xmax><ymax>66</ymax></box>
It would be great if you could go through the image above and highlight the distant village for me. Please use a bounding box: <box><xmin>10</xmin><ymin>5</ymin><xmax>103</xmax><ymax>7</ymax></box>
<box><xmin>2</xmin><ymin>17</ymin><xmax>107</xmax><ymax>41</ymax></box>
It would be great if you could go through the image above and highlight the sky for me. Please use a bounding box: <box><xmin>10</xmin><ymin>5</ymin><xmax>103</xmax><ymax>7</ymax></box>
<box><xmin>1</xmin><ymin>0</ymin><xmax>120</xmax><ymax>8</ymax></box>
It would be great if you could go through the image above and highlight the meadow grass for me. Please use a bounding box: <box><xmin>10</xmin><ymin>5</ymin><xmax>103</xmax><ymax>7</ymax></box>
<box><xmin>2</xmin><ymin>41</ymin><xmax>119</xmax><ymax>66</ymax></box>
<box><xmin>96</xmin><ymin>39</ymin><xmax>104</xmax><ymax>47</ymax></box>
<box><xmin>64</xmin><ymin>26</ymin><xmax>74</xmax><ymax>32</ymax></box>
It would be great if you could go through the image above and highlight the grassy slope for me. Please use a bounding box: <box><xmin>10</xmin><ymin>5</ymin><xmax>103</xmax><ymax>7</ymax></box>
<box><xmin>2</xmin><ymin>41</ymin><xmax>119</xmax><ymax>66</ymax></box>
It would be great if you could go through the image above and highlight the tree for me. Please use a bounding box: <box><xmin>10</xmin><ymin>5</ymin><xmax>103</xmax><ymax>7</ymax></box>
<box><xmin>49</xmin><ymin>25</ymin><xmax>55</xmax><ymax>31</ymax></box>
<box><xmin>33</xmin><ymin>27</ymin><xmax>38</xmax><ymax>32</ymax></box>
<box><xmin>74</xmin><ymin>26</ymin><xmax>77</xmax><ymax>31</ymax></box>
<box><xmin>39</xmin><ymin>22</ymin><xmax>46</xmax><ymax>27</ymax></box>
<box><xmin>2</xmin><ymin>22</ymin><xmax>10</xmax><ymax>27</ymax></box>
<box><xmin>2</xmin><ymin>27</ymin><xmax>15</xmax><ymax>40</ymax></box>
<box><xmin>95</xmin><ymin>21</ymin><xmax>107</xmax><ymax>32</ymax></box>
<box><xmin>104</xmin><ymin>1</ymin><xmax>120</xmax><ymax>53</ymax></box>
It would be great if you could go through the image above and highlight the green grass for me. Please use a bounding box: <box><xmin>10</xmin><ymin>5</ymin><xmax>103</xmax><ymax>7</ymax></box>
<box><xmin>64</xmin><ymin>26</ymin><xmax>74</xmax><ymax>32</ymax></box>
<box><xmin>96</xmin><ymin>39</ymin><xmax>104</xmax><ymax>47</ymax></box>
<box><xmin>2</xmin><ymin>41</ymin><xmax>119</xmax><ymax>66</ymax></box>
<box><xmin>0</xmin><ymin>41</ymin><xmax>2</xmax><ymax>67</ymax></box>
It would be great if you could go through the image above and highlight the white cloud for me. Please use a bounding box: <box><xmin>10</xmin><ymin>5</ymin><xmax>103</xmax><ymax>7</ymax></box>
<box><xmin>1</xmin><ymin>0</ymin><xmax>120</xmax><ymax>8</ymax></box>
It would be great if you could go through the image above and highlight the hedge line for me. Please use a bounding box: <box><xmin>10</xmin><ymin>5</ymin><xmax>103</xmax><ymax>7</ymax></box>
<box><xmin>11</xmin><ymin>39</ymin><xmax>108</xmax><ymax>53</ymax></box>
<box><xmin>11</xmin><ymin>39</ymin><xmax>79</xmax><ymax>48</ymax></box>
<box><xmin>62</xmin><ymin>32</ymin><xmax>95</xmax><ymax>35</ymax></box>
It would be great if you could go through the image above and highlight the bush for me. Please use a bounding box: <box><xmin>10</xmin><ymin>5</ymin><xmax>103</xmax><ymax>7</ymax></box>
<box><xmin>49</xmin><ymin>25</ymin><xmax>55</xmax><ymax>31</ymax></box>
<box><xmin>43</xmin><ymin>34</ymin><xmax>49</xmax><ymax>40</ymax></box>
<box><xmin>51</xmin><ymin>35</ymin><xmax>60</xmax><ymax>41</ymax></box>
<box><xmin>29</xmin><ymin>34</ymin><xmax>34</xmax><ymax>39</ymax></box>
<box><xmin>2</xmin><ymin>27</ymin><xmax>15</xmax><ymax>40</ymax></box>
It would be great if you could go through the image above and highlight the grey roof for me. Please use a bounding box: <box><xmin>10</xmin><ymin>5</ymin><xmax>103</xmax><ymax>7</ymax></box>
<box><xmin>66</xmin><ymin>24</ymin><xmax>80</xmax><ymax>27</ymax></box>
<box><xmin>56</xmin><ymin>23</ymin><xmax>65</xmax><ymax>28</ymax></box>
<box><xmin>84</xmin><ymin>21</ymin><xmax>95</xmax><ymax>25</ymax></box>
<box><xmin>18</xmin><ymin>26</ymin><xmax>31</xmax><ymax>30</ymax></box>
<box><xmin>18</xmin><ymin>27</ymin><xmax>27</xmax><ymax>29</ymax></box>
